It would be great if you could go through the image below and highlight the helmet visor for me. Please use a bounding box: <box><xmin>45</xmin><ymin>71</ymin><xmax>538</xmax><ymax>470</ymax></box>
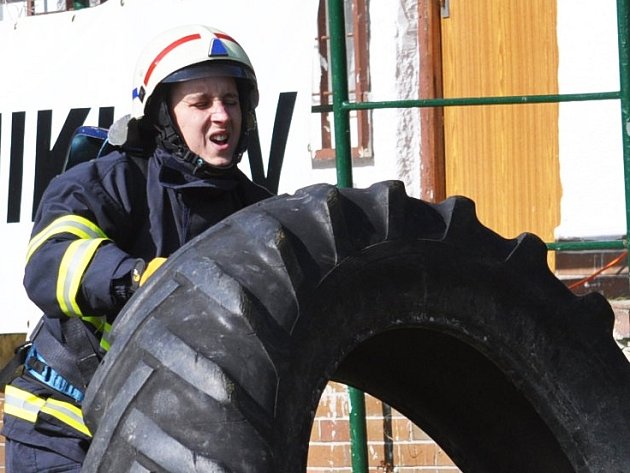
<box><xmin>162</xmin><ymin>60</ymin><xmax>256</xmax><ymax>84</ymax></box>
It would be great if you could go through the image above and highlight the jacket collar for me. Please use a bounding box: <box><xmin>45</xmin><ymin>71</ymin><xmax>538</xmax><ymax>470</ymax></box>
<box><xmin>153</xmin><ymin>147</ymin><xmax>239</xmax><ymax>191</ymax></box>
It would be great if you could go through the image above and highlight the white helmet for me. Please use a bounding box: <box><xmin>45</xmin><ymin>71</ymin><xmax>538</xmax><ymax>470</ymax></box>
<box><xmin>110</xmin><ymin>24</ymin><xmax>260</xmax><ymax>170</ymax></box>
<box><xmin>131</xmin><ymin>24</ymin><xmax>258</xmax><ymax>120</ymax></box>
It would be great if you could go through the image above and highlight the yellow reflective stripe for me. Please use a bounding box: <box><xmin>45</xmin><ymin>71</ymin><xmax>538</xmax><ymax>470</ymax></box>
<box><xmin>100</xmin><ymin>330</ymin><xmax>111</xmax><ymax>352</ymax></box>
<box><xmin>4</xmin><ymin>385</ymin><xmax>45</xmax><ymax>422</ymax></box>
<box><xmin>57</xmin><ymin>238</ymin><xmax>107</xmax><ymax>317</ymax></box>
<box><xmin>99</xmin><ymin>322</ymin><xmax>112</xmax><ymax>352</ymax></box>
<box><xmin>81</xmin><ymin>315</ymin><xmax>109</xmax><ymax>334</ymax></box>
<box><xmin>26</xmin><ymin>215</ymin><xmax>108</xmax><ymax>262</ymax></box>
<box><xmin>80</xmin><ymin>316</ymin><xmax>111</xmax><ymax>351</ymax></box>
<box><xmin>41</xmin><ymin>398</ymin><xmax>91</xmax><ymax>437</ymax></box>
<box><xmin>3</xmin><ymin>386</ymin><xmax>91</xmax><ymax>437</ymax></box>
<box><xmin>82</xmin><ymin>316</ymin><xmax>111</xmax><ymax>351</ymax></box>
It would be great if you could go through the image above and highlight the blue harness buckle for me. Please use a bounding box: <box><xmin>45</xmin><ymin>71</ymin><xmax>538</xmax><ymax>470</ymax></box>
<box><xmin>24</xmin><ymin>346</ymin><xmax>85</xmax><ymax>403</ymax></box>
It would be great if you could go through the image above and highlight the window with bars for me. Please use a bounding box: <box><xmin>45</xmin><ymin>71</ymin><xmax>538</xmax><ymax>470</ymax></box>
<box><xmin>311</xmin><ymin>0</ymin><xmax>372</xmax><ymax>166</ymax></box>
<box><xmin>23</xmin><ymin>0</ymin><xmax>101</xmax><ymax>15</ymax></box>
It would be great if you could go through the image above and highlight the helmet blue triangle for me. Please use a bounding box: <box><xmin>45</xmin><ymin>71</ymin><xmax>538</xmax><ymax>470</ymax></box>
<box><xmin>209</xmin><ymin>38</ymin><xmax>229</xmax><ymax>57</ymax></box>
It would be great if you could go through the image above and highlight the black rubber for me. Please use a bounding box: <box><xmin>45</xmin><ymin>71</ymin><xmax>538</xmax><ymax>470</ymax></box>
<box><xmin>81</xmin><ymin>181</ymin><xmax>630</xmax><ymax>473</ymax></box>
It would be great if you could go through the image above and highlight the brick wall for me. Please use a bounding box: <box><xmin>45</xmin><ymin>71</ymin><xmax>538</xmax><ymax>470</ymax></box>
<box><xmin>0</xmin><ymin>383</ymin><xmax>459</xmax><ymax>472</ymax></box>
<box><xmin>3</xmin><ymin>301</ymin><xmax>630</xmax><ymax>472</ymax></box>
<box><xmin>309</xmin><ymin>382</ymin><xmax>459</xmax><ymax>473</ymax></box>
<box><xmin>556</xmin><ymin>250</ymin><xmax>629</xmax><ymax>299</ymax></box>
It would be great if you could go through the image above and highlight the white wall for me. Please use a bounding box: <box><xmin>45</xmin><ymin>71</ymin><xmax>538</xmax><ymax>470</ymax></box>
<box><xmin>2</xmin><ymin>0</ymin><xmax>625</xmax><ymax>334</ymax></box>
<box><xmin>556</xmin><ymin>0</ymin><xmax>625</xmax><ymax>239</ymax></box>
<box><xmin>365</xmin><ymin>0</ymin><xmax>422</xmax><ymax>197</ymax></box>
<box><xmin>0</xmin><ymin>2</ymin><xmax>25</xmax><ymax>21</ymax></box>
<box><xmin>0</xmin><ymin>0</ymin><xmax>322</xmax><ymax>333</ymax></box>
<box><xmin>298</xmin><ymin>0</ymin><xmax>422</xmax><ymax>195</ymax></box>
<box><xmin>0</xmin><ymin>0</ymin><xmax>423</xmax><ymax>334</ymax></box>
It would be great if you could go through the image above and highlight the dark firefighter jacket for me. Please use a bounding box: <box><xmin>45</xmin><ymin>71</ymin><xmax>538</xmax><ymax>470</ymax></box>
<box><xmin>2</xmin><ymin>146</ymin><xmax>272</xmax><ymax>461</ymax></box>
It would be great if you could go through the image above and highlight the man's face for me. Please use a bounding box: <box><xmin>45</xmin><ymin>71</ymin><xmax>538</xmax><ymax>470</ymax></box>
<box><xmin>169</xmin><ymin>76</ymin><xmax>242</xmax><ymax>167</ymax></box>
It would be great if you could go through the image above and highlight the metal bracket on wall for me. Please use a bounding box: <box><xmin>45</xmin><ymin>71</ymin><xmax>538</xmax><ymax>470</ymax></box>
<box><xmin>441</xmin><ymin>0</ymin><xmax>450</xmax><ymax>18</ymax></box>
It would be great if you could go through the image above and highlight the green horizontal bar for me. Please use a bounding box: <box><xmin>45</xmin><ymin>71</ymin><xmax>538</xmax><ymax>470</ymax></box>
<box><xmin>312</xmin><ymin>91</ymin><xmax>620</xmax><ymax>114</ymax></box>
<box><xmin>547</xmin><ymin>240</ymin><xmax>627</xmax><ymax>252</ymax></box>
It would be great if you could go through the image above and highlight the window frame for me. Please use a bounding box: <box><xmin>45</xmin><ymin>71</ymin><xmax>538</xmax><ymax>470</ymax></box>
<box><xmin>25</xmin><ymin>0</ymin><xmax>94</xmax><ymax>15</ymax></box>
<box><xmin>312</xmin><ymin>0</ymin><xmax>372</xmax><ymax>165</ymax></box>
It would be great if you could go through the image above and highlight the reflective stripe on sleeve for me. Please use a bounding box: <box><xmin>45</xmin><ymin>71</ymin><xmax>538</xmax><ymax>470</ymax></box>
<box><xmin>3</xmin><ymin>385</ymin><xmax>91</xmax><ymax>437</ymax></box>
<box><xmin>57</xmin><ymin>238</ymin><xmax>108</xmax><ymax>317</ymax></box>
<box><xmin>26</xmin><ymin>215</ymin><xmax>109</xmax><ymax>263</ymax></box>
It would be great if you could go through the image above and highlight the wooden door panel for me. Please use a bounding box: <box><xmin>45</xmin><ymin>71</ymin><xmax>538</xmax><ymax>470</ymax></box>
<box><xmin>440</xmin><ymin>0</ymin><xmax>560</xmax><ymax>245</ymax></box>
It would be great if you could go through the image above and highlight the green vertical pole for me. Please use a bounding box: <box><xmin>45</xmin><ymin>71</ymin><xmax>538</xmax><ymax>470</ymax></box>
<box><xmin>348</xmin><ymin>386</ymin><xmax>369</xmax><ymax>473</ymax></box>
<box><xmin>616</xmin><ymin>0</ymin><xmax>630</xmax><ymax>271</ymax></box>
<box><xmin>328</xmin><ymin>1</ymin><xmax>365</xmax><ymax>471</ymax></box>
<box><xmin>327</xmin><ymin>0</ymin><xmax>354</xmax><ymax>188</ymax></box>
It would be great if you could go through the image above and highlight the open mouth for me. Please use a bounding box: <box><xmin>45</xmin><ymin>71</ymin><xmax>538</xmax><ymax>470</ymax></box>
<box><xmin>210</xmin><ymin>133</ymin><xmax>229</xmax><ymax>145</ymax></box>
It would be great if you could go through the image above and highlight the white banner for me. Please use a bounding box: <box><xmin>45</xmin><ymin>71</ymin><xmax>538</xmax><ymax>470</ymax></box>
<box><xmin>0</xmin><ymin>0</ymin><xmax>322</xmax><ymax>333</ymax></box>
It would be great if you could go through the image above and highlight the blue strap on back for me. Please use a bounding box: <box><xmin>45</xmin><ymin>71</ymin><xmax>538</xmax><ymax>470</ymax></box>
<box><xmin>24</xmin><ymin>346</ymin><xmax>85</xmax><ymax>403</ymax></box>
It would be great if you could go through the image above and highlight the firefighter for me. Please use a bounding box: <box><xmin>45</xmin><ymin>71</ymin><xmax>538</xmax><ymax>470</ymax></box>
<box><xmin>2</xmin><ymin>24</ymin><xmax>272</xmax><ymax>472</ymax></box>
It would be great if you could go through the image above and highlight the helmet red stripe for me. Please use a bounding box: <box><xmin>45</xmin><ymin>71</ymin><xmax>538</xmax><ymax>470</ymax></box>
<box><xmin>144</xmin><ymin>33</ymin><xmax>202</xmax><ymax>86</ymax></box>
<box><xmin>215</xmin><ymin>32</ymin><xmax>239</xmax><ymax>45</ymax></box>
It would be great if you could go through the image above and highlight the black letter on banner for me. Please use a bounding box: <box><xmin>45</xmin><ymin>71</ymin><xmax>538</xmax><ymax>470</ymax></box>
<box><xmin>247</xmin><ymin>91</ymin><xmax>297</xmax><ymax>194</ymax></box>
<box><xmin>98</xmin><ymin>107</ymin><xmax>115</xmax><ymax>129</ymax></box>
<box><xmin>7</xmin><ymin>112</ymin><xmax>25</xmax><ymax>224</ymax></box>
<box><xmin>32</xmin><ymin>108</ymin><xmax>90</xmax><ymax>220</ymax></box>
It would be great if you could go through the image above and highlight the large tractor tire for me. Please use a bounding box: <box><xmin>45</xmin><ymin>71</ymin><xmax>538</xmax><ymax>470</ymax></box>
<box><xmin>81</xmin><ymin>181</ymin><xmax>630</xmax><ymax>473</ymax></box>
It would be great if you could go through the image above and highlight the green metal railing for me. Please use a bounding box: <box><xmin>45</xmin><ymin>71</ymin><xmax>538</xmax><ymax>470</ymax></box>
<box><xmin>323</xmin><ymin>0</ymin><xmax>630</xmax><ymax>471</ymax></box>
<box><xmin>327</xmin><ymin>0</ymin><xmax>630</xmax><ymax>251</ymax></box>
